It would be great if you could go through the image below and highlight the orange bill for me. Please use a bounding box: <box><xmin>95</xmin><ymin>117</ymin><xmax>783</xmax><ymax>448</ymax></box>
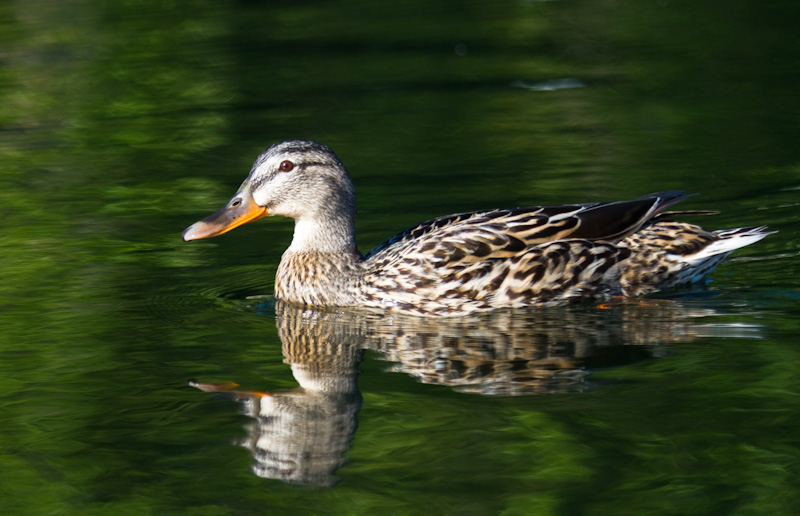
<box><xmin>182</xmin><ymin>191</ymin><xmax>269</xmax><ymax>241</ymax></box>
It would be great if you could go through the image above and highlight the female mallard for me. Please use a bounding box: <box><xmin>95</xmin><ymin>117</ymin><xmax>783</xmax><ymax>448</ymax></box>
<box><xmin>183</xmin><ymin>140</ymin><xmax>770</xmax><ymax>316</ymax></box>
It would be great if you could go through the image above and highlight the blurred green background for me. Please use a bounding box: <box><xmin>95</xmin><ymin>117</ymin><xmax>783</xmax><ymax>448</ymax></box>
<box><xmin>1</xmin><ymin>1</ymin><xmax>799</xmax><ymax>515</ymax></box>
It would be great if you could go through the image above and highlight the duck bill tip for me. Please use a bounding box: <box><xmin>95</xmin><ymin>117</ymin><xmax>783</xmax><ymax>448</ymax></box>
<box><xmin>182</xmin><ymin>222</ymin><xmax>217</xmax><ymax>241</ymax></box>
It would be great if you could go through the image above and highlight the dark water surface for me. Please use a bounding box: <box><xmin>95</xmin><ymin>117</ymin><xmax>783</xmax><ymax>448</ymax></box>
<box><xmin>2</xmin><ymin>1</ymin><xmax>799</xmax><ymax>514</ymax></box>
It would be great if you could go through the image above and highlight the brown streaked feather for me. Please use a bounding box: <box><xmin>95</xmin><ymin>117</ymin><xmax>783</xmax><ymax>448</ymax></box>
<box><xmin>363</xmin><ymin>238</ymin><xmax>634</xmax><ymax>315</ymax></box>
<box><xmin>366</xmin><ymin>191</ymin><xmax>690</xmax><ymax>265</ymax></box>
<box><xmin>617</xmin><ymin>222</ymin><xmax>773</xmax><ymax>296</ymax></box>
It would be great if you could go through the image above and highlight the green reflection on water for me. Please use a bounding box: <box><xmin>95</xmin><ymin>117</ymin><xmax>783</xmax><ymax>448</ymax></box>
<box><xmin>1</xmin><ymin>0</ymin><xmax>800</xmax><ymax>515</ymax></box>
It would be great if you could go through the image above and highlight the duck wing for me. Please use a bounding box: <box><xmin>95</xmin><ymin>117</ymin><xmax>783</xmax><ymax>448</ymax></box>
<box><xmin>365</xmin><ymin>190</ymin><xmax>690</xmax><ymax>263</ymax></box>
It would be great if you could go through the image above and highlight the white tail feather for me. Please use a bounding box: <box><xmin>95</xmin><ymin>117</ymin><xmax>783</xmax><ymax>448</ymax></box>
<box><xmin>681</xmin><ymin>226</ymin><xmax>773</xmax><ymax>264</ymax></box>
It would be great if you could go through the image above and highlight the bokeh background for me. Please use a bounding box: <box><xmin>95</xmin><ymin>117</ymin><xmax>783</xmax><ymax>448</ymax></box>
<box><xmin>2</xmin><ymin>1</ymin><xmax>799</xmax><ymax>515</ymax></box>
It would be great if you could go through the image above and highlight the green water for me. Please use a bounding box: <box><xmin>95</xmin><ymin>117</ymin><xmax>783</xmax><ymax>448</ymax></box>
<box><xmin>2</xmin><ymin>0</ymin><xmax>799</xmax><ymax>514</ymax></box>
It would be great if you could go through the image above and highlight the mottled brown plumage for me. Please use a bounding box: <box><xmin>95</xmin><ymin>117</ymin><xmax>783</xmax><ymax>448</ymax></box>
<box><xmin>182</xmin><ymin>140</ymin><xmax>772</xmax><ymax>315</ymax></box>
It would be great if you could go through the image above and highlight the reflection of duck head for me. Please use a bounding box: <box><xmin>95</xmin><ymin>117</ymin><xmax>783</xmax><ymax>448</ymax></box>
<box><xmin>192</xmin><ymin>298</ymin><xmax>763</xmax><ymax>484</ymax></box>
<box><xmin>192</xmin><ymin>308</ymin><xmax>364</xmax><ymax>487</ymax></box>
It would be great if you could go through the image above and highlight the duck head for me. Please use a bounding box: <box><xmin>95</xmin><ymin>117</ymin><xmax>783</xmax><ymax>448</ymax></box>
<box><xmin>182</xmin><ymin>140</ymin><xmax>355</xmax><ymax>242</ymax></box>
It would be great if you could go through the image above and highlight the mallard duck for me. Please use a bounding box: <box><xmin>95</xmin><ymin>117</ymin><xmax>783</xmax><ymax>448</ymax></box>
<box><xmin>183</xmin><ymin>140</ymin><xmax>771</xmax><ymax>316</ymax></box>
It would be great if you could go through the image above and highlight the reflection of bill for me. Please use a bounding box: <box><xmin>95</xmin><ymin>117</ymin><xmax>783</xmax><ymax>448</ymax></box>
<box><xmin>189</xmin><ymin>321</ymin><xmax>362</xmax><ymax>488</ymax></box>
<box><xmin>190</xmin><ymin>299</ymin><xmax>763</xmax><ymax>485</ymax></box>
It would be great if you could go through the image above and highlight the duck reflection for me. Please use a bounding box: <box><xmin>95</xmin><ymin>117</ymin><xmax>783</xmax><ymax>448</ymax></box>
<box><xmin>191</xmin><ymin>309</ymin><xmax>364</xmax><ymax>487</ymax></box>
<box><xmin>191</xmin><ymin>299</ymin><xmax>761</xmax><ymax>485</ymax></box>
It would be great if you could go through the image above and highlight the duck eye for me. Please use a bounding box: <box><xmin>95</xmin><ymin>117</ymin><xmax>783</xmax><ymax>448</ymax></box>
<box><xmin>279</xmin><ymin>160</ymin><xmax>294</xmax><ymax>172</ymax></box>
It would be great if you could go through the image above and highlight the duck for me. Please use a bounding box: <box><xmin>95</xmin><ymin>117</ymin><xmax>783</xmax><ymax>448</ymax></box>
<box><xmin>182</xmin><ymin>140</ymin><xmax>771</xmax><ymax>316</ymax></box>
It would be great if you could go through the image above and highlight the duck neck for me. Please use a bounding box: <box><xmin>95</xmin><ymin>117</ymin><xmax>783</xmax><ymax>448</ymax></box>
<box><xmin>287</xmin><ymin>212</ymin><xmax>360</xmax><ymax>258</ymax></box>
<box><xmin>276</xmin><ymin>213</ymin><xmax>363</xmax><ymax>307</ymax></box>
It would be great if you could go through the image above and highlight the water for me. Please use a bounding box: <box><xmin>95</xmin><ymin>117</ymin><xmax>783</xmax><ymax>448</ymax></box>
<box><xmin>2</xmin><ymin>0</ymin><xmax>799</xmax><ymax>514</ymax></box>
